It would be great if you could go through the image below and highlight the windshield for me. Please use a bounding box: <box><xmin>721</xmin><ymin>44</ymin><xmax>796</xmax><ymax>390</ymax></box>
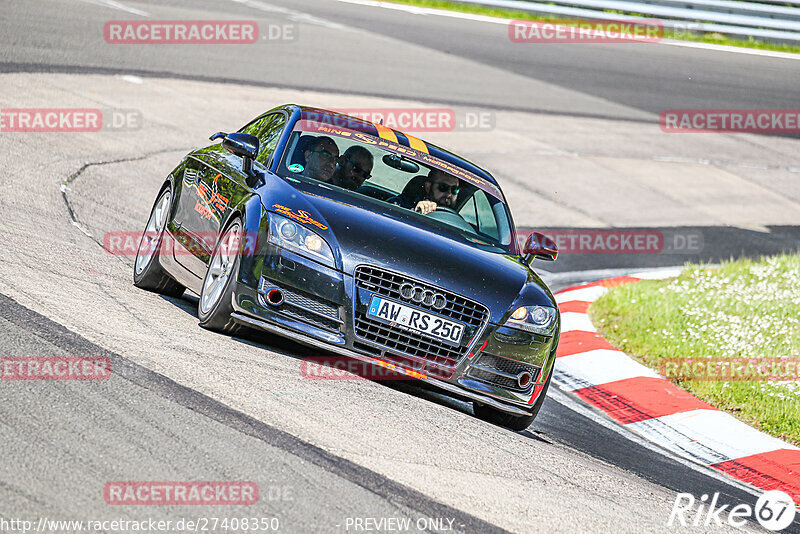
<box><xmin>276</xmin><ymin>119</ymin><xmax>514</xmax><ymax>252</ymax></box>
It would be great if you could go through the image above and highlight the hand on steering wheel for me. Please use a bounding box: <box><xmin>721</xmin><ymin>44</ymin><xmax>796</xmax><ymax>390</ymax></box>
<box><xmin>414</xmin><ymin>200</ymin><xmax>437</xmax><ymax>215</ymax></box>
<box><xmin>414</xmin><ymin>201</ymin><xmax>460</xmax><ymax>217</ymax></box>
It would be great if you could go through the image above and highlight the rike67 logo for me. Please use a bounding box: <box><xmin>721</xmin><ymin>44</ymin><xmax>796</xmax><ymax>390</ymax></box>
<box><xmin>668</xmin><ymin>490</ymin><xmax>796</xmax><ymax>531</ymax></box>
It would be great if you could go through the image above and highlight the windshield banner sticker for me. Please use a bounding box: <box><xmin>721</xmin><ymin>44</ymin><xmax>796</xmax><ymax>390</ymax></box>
<box><xmin>295</xmin><ymin>120</ymin><xmax>503</xmax><ymax>200</ymax></box>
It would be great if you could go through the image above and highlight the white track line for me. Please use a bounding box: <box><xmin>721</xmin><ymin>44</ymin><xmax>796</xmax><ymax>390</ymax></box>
<box><xmin>629</xmin><ymin>267</ymin><xmax>684</xmax><ymax>279</ymax></box>
<box><xmin>658</xmin><ymin>38</ymin><xmax>800</xmax><ymax>60</ymax></box>
<box><xmin>555</xmin><ymin>285</ymin><xmax>609</xmax><ymax>303</ymax></box>
<box><xmin>556</xmin><ymin>349</ymin><xmax>661</xmax><ymax>386</ymax></box>
<box><xmin>77</xmin><ymin>0</ymin><xmax>149</xmax><ymax>17</ymax></box>
<box><xmin>629</xmin><ymin>409</ymin><xmax>800</xmax><ymax>460</ymax></box>
<box><xmin>334</xmin><ymin>0</ymin><xmax>800</xmax><ymax>60</ymax></box>
<box><xmin>547</xmin><ymin>387</ymin><xmax>764</xmax><ymax>496</ymax></box>
<box><xmin>560</xmin><ymin>312</ymin><xmax>596</xmax><ymax>332</ymax></box>
<box><xmin>230</xmin><ymin>0</ymin><xmax>350</xmax><ymax>30</ymax></box>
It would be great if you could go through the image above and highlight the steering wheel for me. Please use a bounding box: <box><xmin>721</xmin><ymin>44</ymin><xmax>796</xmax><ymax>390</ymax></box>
<box><xmin>425</xmin><ymin>206</ymin><xmax>476</xmax><ymax>234</ymax></box>
<box><xmin>427</xmin><ymin>206</ymin><xmax>459</xmax><ymax>216</ymax></box>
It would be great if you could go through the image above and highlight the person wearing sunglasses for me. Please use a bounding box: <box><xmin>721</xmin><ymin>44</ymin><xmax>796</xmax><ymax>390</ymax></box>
<box><xmin>389</xmin><ymin>169</ymin><xmax>460</xmax><ymax>214</ymax></box>
<box><xmin>414</xmin><ymin>169</ymin><xmax>460</xmax><ymax>215</ymax></box>
<box><xmin>301</xmin><ymin>136</ymin><xmax>340</xmax><ymax>183</ymax></box>
<box><xmin>331</xmin><ymin>145</ymin><xmax>374</xmax><ymax>190</ymax></box>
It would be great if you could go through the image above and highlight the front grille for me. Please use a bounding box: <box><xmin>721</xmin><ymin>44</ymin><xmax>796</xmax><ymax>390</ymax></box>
<box><xmin>354</xmin><ymin>266</ymin><xmax>488</xmax><ymax>327</ymax></box>
<box><xmin>353</xmin><ymin>266</ymin><xmax>490</xmax><ymax>376</ymax></box>
<box><xmin>466</xmin><ymin>353</ymin><xmax>540</xmax><ymax>391</ymax></box>
<box><xmin>259</xmin><ymin>278</ymin><xmax>341</xmax><ymax>333</ymax></box>
<box><xmin>354</xmin><ymin>311</ymin><xmax>461</xmax><ymax>371</ymax></box>
<box><xmin>349</xmin><ymin>342</ymin><xmax>453</xmax><ymax>380</ymax></box>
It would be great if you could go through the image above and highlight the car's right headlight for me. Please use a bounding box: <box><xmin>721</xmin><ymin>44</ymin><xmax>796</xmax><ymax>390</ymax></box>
<box><xmin>503</xmin><ymin>305</ymin><xmax>558</xmax><ymax>336</ymax></box>
<box><xmin>268</xmin><ymin>213</ymin><xmax>335</xmax><ymax>267</ymax></box>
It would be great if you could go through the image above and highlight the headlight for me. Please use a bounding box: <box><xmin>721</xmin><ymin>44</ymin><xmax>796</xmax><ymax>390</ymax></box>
<box><xmin>268</xmin><ymin>213</ymin><xmax>335</xmax><ymax>267</ymax></box>
<box><xmin>503</xmin><ymin>305</ymin><xmax>557</xmax><ymax>335</ymax></box>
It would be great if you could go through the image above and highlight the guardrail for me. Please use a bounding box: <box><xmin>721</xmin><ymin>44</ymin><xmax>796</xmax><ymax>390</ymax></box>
<box><xmin>454</xmin><ymin>0</ymin><xmax>800</xmax><ymax>44</ymax></box>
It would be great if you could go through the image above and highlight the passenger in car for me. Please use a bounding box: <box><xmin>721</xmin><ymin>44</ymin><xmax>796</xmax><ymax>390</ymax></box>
<box><xmin>301</xmin><ymin>136</ymin><xmax>339</xmax><ymax>183</ymax></box>
<box><xmin>331</xmin><ymin>146</ymin><xmax>374</xmax><ymax>190</ymax></box>
<box><xmin>389</xmin><ymin>169</ymin><xmax>460</xmax><ymax>215</ymax></box>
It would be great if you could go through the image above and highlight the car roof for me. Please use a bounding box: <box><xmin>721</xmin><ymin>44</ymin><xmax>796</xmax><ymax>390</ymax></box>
<box><xmin>274</xmin><ymin>105</ymin><xmax>501</xmax><ymax>190</ymax></box>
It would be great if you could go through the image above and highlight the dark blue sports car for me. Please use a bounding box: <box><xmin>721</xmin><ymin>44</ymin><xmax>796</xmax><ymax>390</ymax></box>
<box><xmin>134</xmin><ymin>105</ymin><xmax>560</xmax><ymax>430</ymax></box>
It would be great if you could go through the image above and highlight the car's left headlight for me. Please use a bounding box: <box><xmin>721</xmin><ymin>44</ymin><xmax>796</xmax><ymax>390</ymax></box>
<box><xmin>267</xmin><ymin>213</ymin><xmax>335</xmax><ymax>267</ymax></box>
<box><xmin>503</xmin><ymin>305</ymin><xmax>558</xmax><ymax>335</ymax></box>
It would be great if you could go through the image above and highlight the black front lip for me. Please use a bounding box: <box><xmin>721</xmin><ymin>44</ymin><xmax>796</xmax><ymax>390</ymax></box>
<box><xmin>231</xmin><ymin>279</ymin><xmax>545</xmax><ymax>415</ymax></box>
<box><xmin>228</xmin><ymin>306</ymin><xmax>536</xmax><ymax>417</ymax></box>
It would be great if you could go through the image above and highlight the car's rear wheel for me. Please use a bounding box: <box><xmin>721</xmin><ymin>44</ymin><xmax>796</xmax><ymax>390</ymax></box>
<box><xmin>198</xmin><ymin>218</ymin><xmax>244</xmax><ymax>334</ymax></box>
<box><xmin>473</xmin><ymin>369</ymin><xmax>552</xmax><ymax>431</ymax></box>
<box><xmin>133</xmin><ymin>188</ymin><xmax>185</xmax><ymax>297</ymax></box>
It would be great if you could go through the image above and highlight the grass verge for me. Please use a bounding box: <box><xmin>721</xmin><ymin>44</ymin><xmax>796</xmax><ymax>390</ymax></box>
<box><xmin>383</xmin><ymin>0</ymin><xmax>800</xmax><ymax>55</ymax></box>
<box><xmin>589</xmin><ymin>254</ymin><xmax>800</xmax><ymax>445</ymax></box>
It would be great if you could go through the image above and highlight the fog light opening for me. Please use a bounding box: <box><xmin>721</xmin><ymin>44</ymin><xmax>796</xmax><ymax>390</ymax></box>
<box><xmin>517</xmin><ymin>371</ymin><xmax>532</xmax><ymax>389</ymax></box>
<box><xmin>266</xmin><ymin>289</ymin><xmax>284</xmax><ymax>306</ymax></box>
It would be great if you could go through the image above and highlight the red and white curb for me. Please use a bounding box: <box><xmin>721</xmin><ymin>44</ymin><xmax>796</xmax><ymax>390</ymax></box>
<box><xmin>553</xmin><ymin>268</ymin><xmax>800</xmax><ymax>504</ymax></box>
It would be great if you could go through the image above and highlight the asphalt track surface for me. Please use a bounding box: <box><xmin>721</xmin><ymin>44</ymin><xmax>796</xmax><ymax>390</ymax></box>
<box><xmin>1</xmin><ymin>0</ymin><xmax>799</xmax><ymax>532</ymax></box>
<box><xmin>5</xmin><ymin>0</ymin><xmax>800</xmax><ymax>118</ymax></box>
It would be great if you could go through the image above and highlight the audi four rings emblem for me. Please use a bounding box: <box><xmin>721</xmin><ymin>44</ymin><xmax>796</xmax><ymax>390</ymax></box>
<box><xmin>399</xmin><ymin>283</ymin><xmax>447</xmax><ymax>310</ymax></box>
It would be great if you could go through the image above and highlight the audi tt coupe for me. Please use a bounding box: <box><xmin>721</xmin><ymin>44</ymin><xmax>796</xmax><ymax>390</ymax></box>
<box><xmin>133</xmin><ymin>105</ymin><xmax>560</xmax><ymax>430</ymax></box>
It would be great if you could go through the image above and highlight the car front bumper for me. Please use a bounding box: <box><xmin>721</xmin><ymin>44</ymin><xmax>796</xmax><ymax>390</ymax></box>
<box><xmin>231</xmin><ymin>262</ymin><xmax>557</xmax><ymax>417</ymax></box>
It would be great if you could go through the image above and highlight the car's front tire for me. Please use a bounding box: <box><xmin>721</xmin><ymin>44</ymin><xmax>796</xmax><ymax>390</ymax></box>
<box><xmin>197</xmin><ymin>217</ymin><xmax>244</xmax><ymax>334</ymax></box>
<box><xmin>133</xmin><ymin>188</ymin><xmax>185</xmax><ymax>298</ymax></box>
<box><xmin>473</xmin><ymin>369</ymin><xmax>552</xmax><ymax>431</ymax></box>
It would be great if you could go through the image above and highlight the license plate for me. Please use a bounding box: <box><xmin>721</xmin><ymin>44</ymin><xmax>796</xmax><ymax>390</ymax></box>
<box><xmin>367</xmin><ymin>295</ymin><xmax>465</xmax><ymax>346</ymax></box>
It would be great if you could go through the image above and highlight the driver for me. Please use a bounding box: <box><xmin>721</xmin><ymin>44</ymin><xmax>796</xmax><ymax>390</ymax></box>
<box><xmin>390</xmin><ymin>169</ymin><xmax>460</xmax><ymax>215</ymax></box>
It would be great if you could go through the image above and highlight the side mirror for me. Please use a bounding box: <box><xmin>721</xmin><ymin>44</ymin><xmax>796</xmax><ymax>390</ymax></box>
<box><xmin>210</xmin><ymin>132</ymin><xmax>260</xmax><ymax>183</ymax></box>
<box><xmin>522</xmin><ymin>231</ymin><xmax>558</xmax><ymax>263</ymax></box>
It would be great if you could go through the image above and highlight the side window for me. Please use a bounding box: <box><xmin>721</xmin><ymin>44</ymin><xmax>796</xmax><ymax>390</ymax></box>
<box><xmin>243</xmin><ymin>113</ymin><xmax>287</xmax><ymax>165</ymax></box>
<box><xmin>459</xmin><ymin>194</ymin><xmax>478</xmax><ymax>226</ymax></box>
<box><xmin>471</xmin><ymin>190</ymin><xmax>499</xmax><ymax>239</ymax></box>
